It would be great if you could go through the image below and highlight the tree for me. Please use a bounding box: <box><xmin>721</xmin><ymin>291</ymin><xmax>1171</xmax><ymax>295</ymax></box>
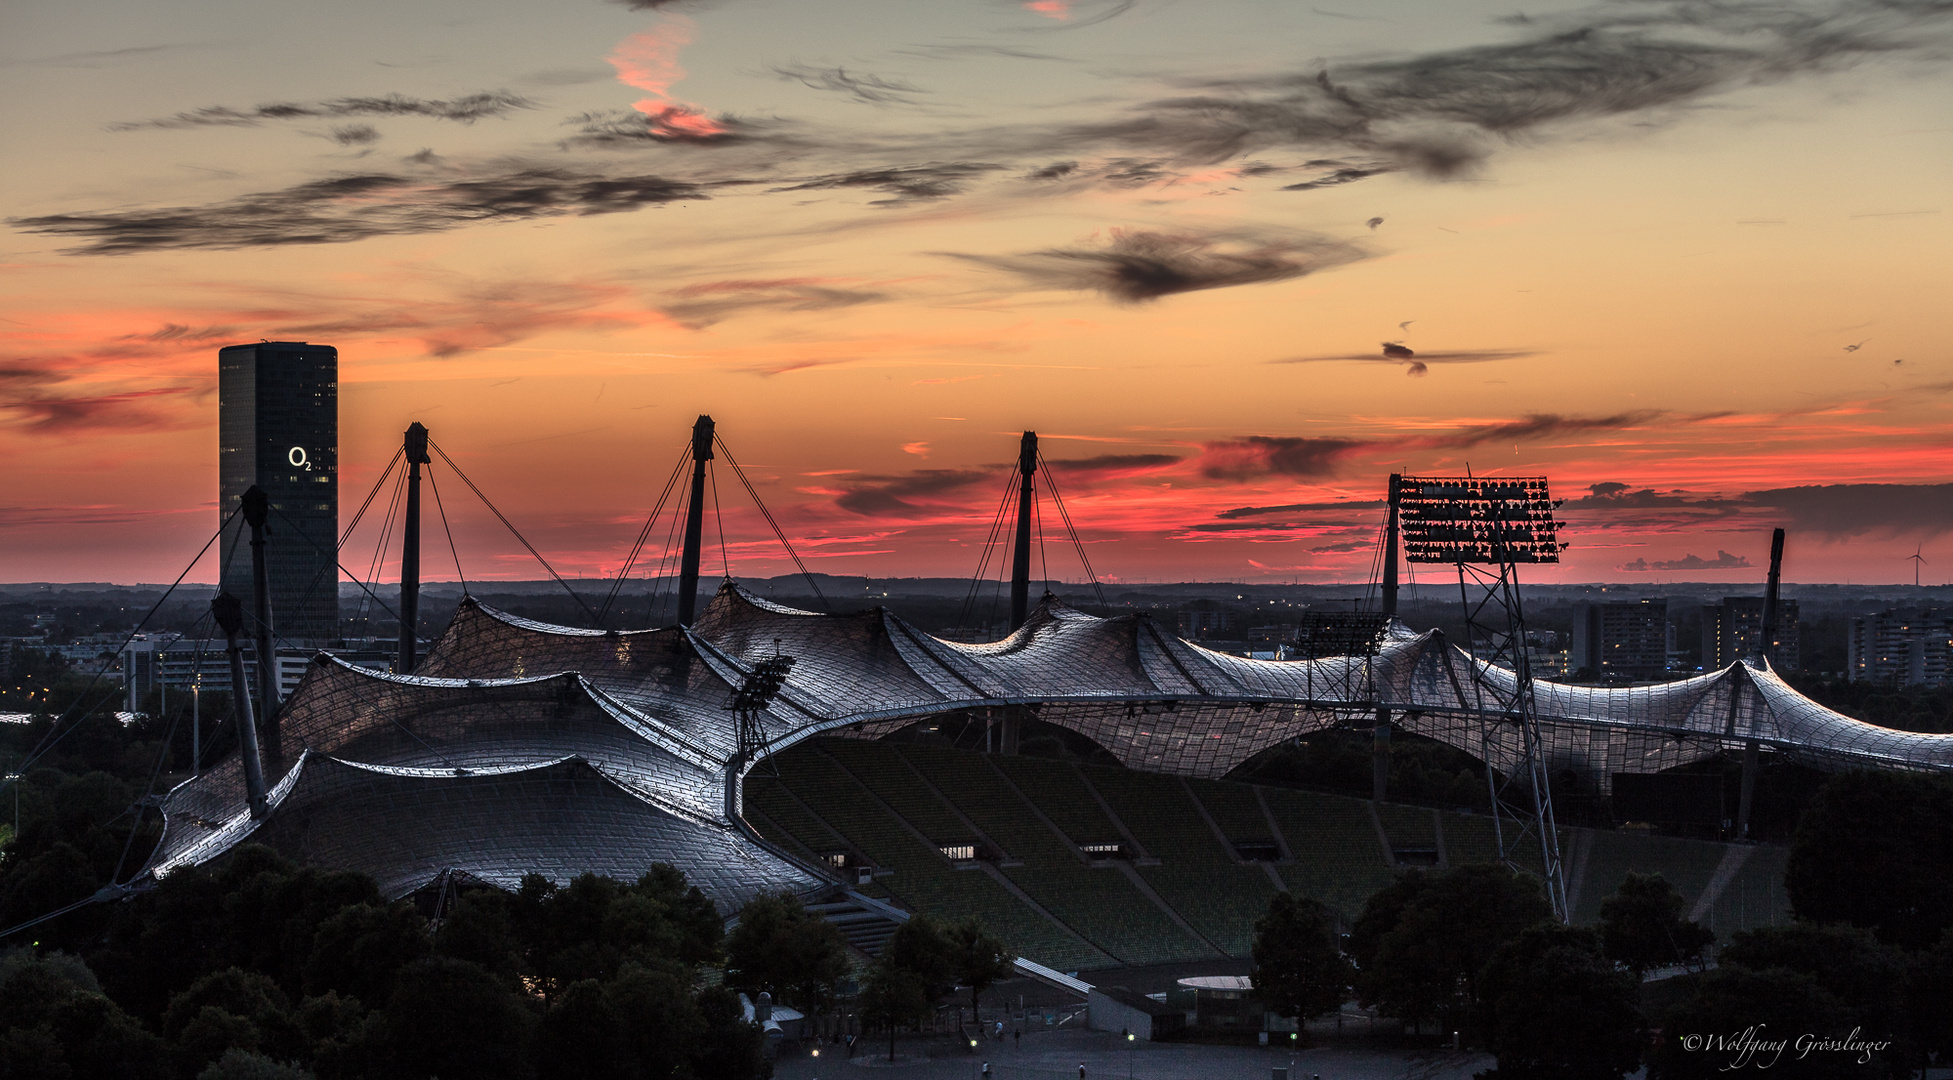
<box><xmin>1786</xmin><ymin>769</ymin><xmax>1953</xmax><ymax>949</ymax></box>
<box><xmin>1355</xmin><ymin>863</ymin><xmax>1554</xmax><ymax>1038</ymax></box>
<box><xmin>882</xmin><ymin>913</ymin><xmax>955</xmax><ymax>998</ymax></box>
<box><xmin>1719</xmin><ymin>923</ymin><xmax>1909</xmax><ymax>1065</ymax></box>
<box><xmin>1597</xmin><ymin>872</ymin><xmax>1714</xmax><ymax>977</ymax></box>
<box><xmin>1250</xmin><ymin>892</ymin><xmax>1352</xmax><ymax>1037</ymax></box>
<box><xmin>946</xmin><ymin>917</ymin><xmax>1015</xmax><ymax>1025</ymax></box>
<box><xmin>1906</xmin><ymin>930</ymin><xmax>1953</xmax><ymax>1069</ymax></box>
<box><xmin>1649</xmin><ymin>966</ymin><xmax>1864</xmax><ymax>1080</ymax></box>
<box><xmin>302</xmin><ymin>902</ymin><xmax>430</xmax><ymax>1005</ymax></box>
<box><xmin>1346</xmin><ymin>870</ymin><xmax>1432</xmax><ymax>973</ymax></box>
<box><xmin>197</xmin><ymin>1048</ymin><xmax>317</xmax><ymax>1080</ymax></box>
<box><xmin>0</xmin><ymin>949</ymin><xmax>167</xmax><ymax>1080</ymax></box>
<box><xmin>858</xmin><ymin>956</ymin><xmax>930</xmax><ymax>1063</ymax></box>
<box><xmin>724</xmin><ymin>892</ymin><xmax>852</xmax><ymax>1015</ymax></box>
<box><xmin>383</xmin><ymin>957</ymin><xmax>538</xmax><ymax>1080</ymax></box>
<box><xmin>1477</xmin><ymin>924</ymin><xmax>1642</xmax><ymax>1080</ymax></box>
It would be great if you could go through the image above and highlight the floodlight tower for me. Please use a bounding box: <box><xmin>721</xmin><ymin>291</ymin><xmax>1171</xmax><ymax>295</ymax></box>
<box><xmin>1396</xmin><ymin>476</ymin><xmax>1570</xmax><ymax>922</ymax></box>
<box><xmin>728</xmin><ymin>652</ymin><xmax>795</xmax><ymax>771</ymax></box>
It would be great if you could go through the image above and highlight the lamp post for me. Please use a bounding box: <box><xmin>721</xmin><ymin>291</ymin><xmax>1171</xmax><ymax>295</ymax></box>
<box><xmin>1125</xmin><ymin>1027</ymin><xmax>1135</xmax><ymax>1080</ymax></box>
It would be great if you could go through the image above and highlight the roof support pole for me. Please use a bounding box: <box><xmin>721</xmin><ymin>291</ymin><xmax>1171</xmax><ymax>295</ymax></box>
<box><xmin>1760</xmin><ymin>528</ymin><xmax>1785</xmax><ymax>665</ymax></box>
<box><xmin>678</xmin><ymin>415</ymin><xmax>716</xmax><ymax>626</ymax></box>
<box><xmin>1738</xmin><ymin>527</ymin><xmax>1785</xmax><ymax>840</ymax></box>
<box><xmin>398</xmin><ymin>422</ymin><xmax>430</xmax><ymax>674</ymax></box>
<box><xmin>242</xmin><ymin>486</ymin><xmax>280</xmax><ymax>753</ymax></box>
<box><xmin>212</xmin><ymin>592</ymin><xmax>269</xmax><ymax>820</ymax></box>
<box><xmin>1376</xmin><ymin>474</ymin><xmax>1402</xmax><ymax>802</ymax></box>
<box><xmin>1382</xmin><ymin>474</ymin><xmax>1402</xmax><ymax>620</ymax></box>
<box><xmin>1010</xmin><ymin>431</ymin><xmax>1038</xmax><ymax>631</ymax></box>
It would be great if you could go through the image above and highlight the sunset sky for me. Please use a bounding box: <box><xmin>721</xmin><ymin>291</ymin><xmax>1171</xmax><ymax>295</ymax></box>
<box><xmin>4</xmin><ymin>0</ymin><xmax>1950</xmax><ymax>588</ymax></box>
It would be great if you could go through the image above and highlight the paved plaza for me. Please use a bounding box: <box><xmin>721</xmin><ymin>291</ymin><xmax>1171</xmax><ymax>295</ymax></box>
<box><xmin>772</xmin><ymin>1027</ymin><xmax>1493</xmax><ymax>1080</ymax></box>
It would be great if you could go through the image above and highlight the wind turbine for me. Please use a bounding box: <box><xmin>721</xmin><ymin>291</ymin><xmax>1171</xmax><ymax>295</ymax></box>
<box><xmin>1907</xmin><ymin>543</ymin><xmax>1927</xmax><ymax>587</ymax></box>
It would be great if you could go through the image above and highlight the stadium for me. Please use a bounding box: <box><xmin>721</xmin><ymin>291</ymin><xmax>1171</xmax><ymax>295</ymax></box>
<box><xmin>137</xmin><ymin>423</ymin><xmax>1953</xmax><ymax>983</ymax></box>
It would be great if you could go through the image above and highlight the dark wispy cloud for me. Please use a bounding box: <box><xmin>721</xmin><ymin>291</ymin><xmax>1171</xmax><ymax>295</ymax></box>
<box><xmin>1564</xmin><ymin>482</ymin><xmax>1724</xmax><ymax>511</ymax></box>
<box><xmin>1275</xmin><ymin>347</ymin><xmax>1536</xmax><ymax>376</ymax></box>
<box><xmin>773</xmin><ymin>163</ymin><xmax>1007</xmax><ymax>206</ymax></box>
<box><xmin>0</xmin><ymin>376</ymin><xmax>198</xmax><ymax>434</ymax></box>
<box><xmin>948</xmin><ymin>227</ymin><xmax>1366</xmax><ymax>303</ymax></box>
<box><xmin>561</xmin><ymin>108</ymin><xmax>759</xmax><ymax>146</ymax></box>
<box><xmin>1424</xmin><ymin>411</ymin><xmax>1664</xmax><ymax>449</ymax></box>
<box><xmin>1744</xmin><ymin>483</ymin><xmax>1953</xmax><ymax>538</ymax></box>
<box><xmin>12</xmin><ymin>43</ymin><xmax>199</xmax><ymax>69</ymax></box>
<box><xmin>1282</xmin><ymin>164</ymin><xmax>1393</xmax><ymax>190</ymax></box>
<box><xmin>1045</xmin><ymin>453</ymin><xmax>1181</xmax><ymax>475</ymax></box>
<box><xmin>1216</xmin><ymin>499</ymin><xmax>1384</xmax><ymax>519</ymax></box>
<box><xmin>1309</xmin><ymin>538</ymin><xmax>1375</xmax><ymax>553</ymax></box>
<box><xmin>24</xmin><ymin>0</ymin><xmax>1953</xmax><ymax>264</ymax></box>
<box><xmin>1619</xmin><ymin>550</ymin><xmax>1753</xmax><ymax>572</ymax></box>
<box><xmin>660</xmin><ymin>278</ymin><xmax>888</xmax><ymax>328</ymax></box>
<box><xmin>770</xmin><ymin>63</ymin><xmax>927</xmax><ymax>105</ymax></box>
<box><xmin>330</xmin><ymin>124</ymin><xmax>380</xmax><ymax>146</ymax></box>
<box><xmin>1059</xmin><ymin>0</ymin><xmax>1953</xmax><ymax>177</ymax></box>
<box><xmin>835</xmin><ymin>469</ymin><xmax>992</xmax><ymax>515</ymax></box>
<box><xmin>108</xmin><ymin>90</ymin><xmax>537</xmax><ymax>130</ymax></box>
<box><xmin>1563</xmin><ymin>480</ymin><xmax>1953</xmax><ymax>539</ymax></box>
<box><xmin>1186</xmin><ymin>521</ymin><xmax>1301</xmax><ymax>533</ymax></box>
<box><xmin>1199</xmin><ymin>436</ymin><xmax>1378</xmax><ymax>480</ymax></box>
<box><xmin>894</xmin><ymin>43</ymin><xmax>1070</xmax><ymax>62</ymax></box>
<box><xmin>11</xmin><ymin>168</ymin><xmax>710</xmax><ymax>254</ymax></box>
<box><xmin>1195</xmin><ymin>412</ymin><xmax>1668</xmax><ymax>482</ymax></box>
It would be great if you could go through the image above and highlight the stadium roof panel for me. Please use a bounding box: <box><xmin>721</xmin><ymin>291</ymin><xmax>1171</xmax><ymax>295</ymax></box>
<box><xmin>146</xmin><ymin>581</ymin><xmax>1953</xmax><ymax>908</ymax></box>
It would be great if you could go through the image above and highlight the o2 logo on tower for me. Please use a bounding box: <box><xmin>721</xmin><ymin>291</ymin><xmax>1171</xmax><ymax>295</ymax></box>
<box><xmin>288</xmin><ymin>446</ymin><xmax>312</xmax><ymax>472</ymax></box>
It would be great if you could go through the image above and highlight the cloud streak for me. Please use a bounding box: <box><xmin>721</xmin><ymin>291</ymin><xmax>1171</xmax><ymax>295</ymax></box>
<box><xmin>1619</xmin><ymin>550</ymin><xmax>1753</xmax><ymax>572</ymax></box>
<box><xmin>834</xmin><ymin>469</ymin><xmax>992</xmax><ymax>516</ymax></box>
<box><xmin>11</xmin><ymin>168</ymin><xmax>711</xmax><ymax>254</ymax></box>
<box><xmin>1195</xmin><ymin>412</ymin><xmax>1666</xmax><ymax>481</ymax></box>
<box><xmin>109</xmin><ymin>91</ymin><xmax>536</xmax><ymax>130</ymax></box>
<box><xmin>770</xmin><ymin>63</ymin><xmax>928</xmax><ymax>105</ymax></box>
<box><xmin>659</xmin><ymin>278</ymin><xmax>889</xmax><ymax>328</ymax></box>
<box><xmin>949</xmin><ymin>227</ymin><xmax>1366</xmax><ymax>302</ymax></box>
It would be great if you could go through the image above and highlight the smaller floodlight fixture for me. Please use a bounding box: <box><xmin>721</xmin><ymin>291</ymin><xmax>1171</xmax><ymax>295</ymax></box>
<box><xmin>1294</xmin><ymin>611</ymin><xmax>1391</xmax><ymax>658</ymax></box>
<box><xmin>727</xmin><ymin>654</ymin><xmax>796</xmax><ymax>714</ymax></box>
<box><xmin>728</xmin><ymin>653</ymin><xmax>795</xmax><ymax>766</ymax></box>
<box><xmin>1396</xmin><ymin>476</ymin><xmax>1566</xmax><ymax>564</ymax></box>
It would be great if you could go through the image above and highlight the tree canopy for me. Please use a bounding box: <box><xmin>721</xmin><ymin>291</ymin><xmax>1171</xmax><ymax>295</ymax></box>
<box><xmin>1250</xmin><ymin>891</ymin><xmax>1352</xmax><ymax>1033</ymax></box>
<box><xmin>1785</xmin><ymin>769</ymin><xmax>1953</xmax><ymax>950</ymax></box>
<box><xmin>1597</xmin><ymin>872</ymin><xmax>1714</xmax><ymax>977</ymax></box>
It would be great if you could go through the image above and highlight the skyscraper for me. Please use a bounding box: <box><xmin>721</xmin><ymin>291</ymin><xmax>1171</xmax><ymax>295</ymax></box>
<box><xmin>1570</xmin><ymin>599</ymin><xmax>1669</xmax><ymax>682</ymax></box>
<box><xmin>1703</xmin><ymin>596</ymin><xmax>1800</xmax><ymax>670</ymax></box>
<box><xmin>219</xmin><ymin>342</ymin><xmax>338</xmax><ymax>646</ymax></box>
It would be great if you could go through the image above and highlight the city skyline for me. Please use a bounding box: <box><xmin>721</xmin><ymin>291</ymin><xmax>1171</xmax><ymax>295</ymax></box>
<box><xmin>5</xmin><ymin>0</ymin><xmax>1951</xmax><ymax>585</ymax></box>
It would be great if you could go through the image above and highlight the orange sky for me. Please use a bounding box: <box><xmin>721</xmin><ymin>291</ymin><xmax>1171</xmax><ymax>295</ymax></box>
<box><xmin>4</xmin><ymin>0</ymin><xmax>1951</xmax><ymax>586</ymax></box>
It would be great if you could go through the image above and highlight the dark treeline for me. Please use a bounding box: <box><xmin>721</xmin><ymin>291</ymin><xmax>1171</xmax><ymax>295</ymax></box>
<box><xmin>1249</xmin><ymin>767</ymin><xmax>1953</xmax><ymax>1077</ymax></box>
<box><xmin>2</xmin><ymin>849</ymin><xmax>775</xmax><ymax>1080</ymax></box>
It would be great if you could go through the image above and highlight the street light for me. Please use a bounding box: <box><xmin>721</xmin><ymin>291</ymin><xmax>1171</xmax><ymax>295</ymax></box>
<box><xmin>1125</xmin><ymin>1027</ymin><xmax>1135</xmax><ymax>1080</ymax></box>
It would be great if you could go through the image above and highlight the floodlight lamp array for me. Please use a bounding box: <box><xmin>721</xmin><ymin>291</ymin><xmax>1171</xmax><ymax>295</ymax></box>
<box><xmin>1396</xmin><ymin>476</ymin><xmax>1566</xmax><ymax>564</ymax></box>
<box><xmin>1294</xmin><ymin>611</ymin><xmax>1391</xmax><ymax>658</ymax></box>
<box><xmin>727</xmin><ymin>655</ymin><xmax>795</xmax><ymax>713</ymax></box>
